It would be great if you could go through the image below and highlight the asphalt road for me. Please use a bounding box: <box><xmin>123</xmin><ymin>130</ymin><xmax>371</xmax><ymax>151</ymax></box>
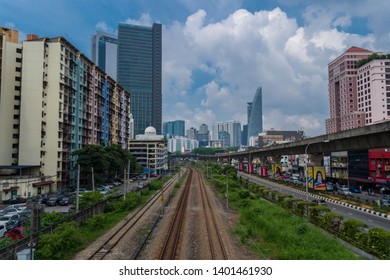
<box><xmin>239</xmin><ymin>172</ymin><xmax>390</xmax><ymax>232</ymax></box>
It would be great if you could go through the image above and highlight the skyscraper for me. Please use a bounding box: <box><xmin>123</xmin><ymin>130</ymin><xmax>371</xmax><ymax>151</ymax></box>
<box><xmin>247</xmin><ymin>87</ymin><xmax>263</xmax><ymax>144</ymax></box>
<box><xmin>117</xmin><ymin>23</ymin><xmax>162</xmax><ymax>136</ymax></box>
<box><xmin>90</xmin><ymin>31</ymin><xmax>118</xmax><ymax>80</ymax></box>
<box><xmin>163</xmin><ymin>120</ymin><xmax>185</xmax><ymax>138</ymax></box>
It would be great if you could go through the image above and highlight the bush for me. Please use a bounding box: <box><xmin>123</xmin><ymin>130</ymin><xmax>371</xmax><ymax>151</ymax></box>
<box><xmin>36</xmin><ymin>221</ymin><xmax>83</xmax><ymax>260</ymax></box>
<box><xmin>367</xmin><ymin>228</ymin><xmax>390</xmax><ymax>259</ymax></box>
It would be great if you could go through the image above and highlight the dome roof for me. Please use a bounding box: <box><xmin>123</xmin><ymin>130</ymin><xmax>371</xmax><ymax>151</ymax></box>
<box><xmin>145</xmin><ymin>126</ymin><xmax>156</xmax><ymax>135</ymax></box>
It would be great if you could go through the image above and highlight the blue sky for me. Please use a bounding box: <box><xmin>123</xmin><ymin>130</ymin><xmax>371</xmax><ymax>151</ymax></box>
<box><xmin>2</xmin><ymin>0</ymin><xmax>390</xmax><ymax>137</ymax></box>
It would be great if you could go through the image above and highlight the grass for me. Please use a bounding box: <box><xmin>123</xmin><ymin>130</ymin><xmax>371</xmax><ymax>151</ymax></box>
<box><xmin>230</xmin><ymin>192</ymin><xmax>362</xmax><ymax>259</ymax></box>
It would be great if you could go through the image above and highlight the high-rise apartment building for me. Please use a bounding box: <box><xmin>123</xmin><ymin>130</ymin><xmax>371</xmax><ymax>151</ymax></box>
<box><xmin>0</xmin><ymin>28</ymin><xmax>22</xmax><ymax>166</ymax></box>
<box><xmin>357</xmin><ymin>58</ymin><xmax>390</xmax><ymax>124</ymax></box>
<box><xmin>17</xmin><ymin>36</ymin><xmax>131</xmax><ymax>187</ymax></box>
<box><xmin>90</xmin><ymin>31</ymin><xmax>118</xmax><ymax>80</ymax></box>
<box><xmin>247</xmin><ymin>87</ymin><xmax>263</xmax><ymax>144</ymax></box>
<box><xmin>326</xmin><ymin>47</ymin><xmax>372</xmax><ymax>133</ymax></box>
<box><xmin>117</xmin><ymin>23</ymin><xmax>162</xmax><ymax>136</ymax></box>
<box><xmin>211</xmin><ymin>121</ymin><xmax>241</xmax><ymax>147</ymax></box>
<box><xmin>163</xmin><ymin>120</ymin><xmax>185</xmax><ymax>138</ymax></box>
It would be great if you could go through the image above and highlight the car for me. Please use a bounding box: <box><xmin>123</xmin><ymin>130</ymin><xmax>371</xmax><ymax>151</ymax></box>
<box><xmin>59</xmin><ymin>196</ymin><xmax>74</xmax><ymax>206</ymax></box>
<box><xmin>349</xmin><ymin>186</ymin><xmax>361</xmax><ymax>193</ymax></box>
<box><xmin>0</xmin><ymin>224</ymin><xmax>7</xmax><ymax>238</ymax></box>
<box><xmin>7</xmin><ymin>227</ymin><xmax>25</xmax><ymax>240</ymax></box>
<box><xmin>0</xmin><ymin>208</ymin><xmax>20</xmax><ymax>217</ymax></box>
<box><xmin>338</xmin><ymin>187</ymin><xmax>352</xmax><ymax>196</ymax></box>
<box><xmin>0</xmin><ymin>214</ymin><xmax>19</xmax><ymax>226</ymax></box>
<box><xmin>46</xmin><ymin>196</ymin><xmax>59</xmax><ymax>206</ymax></box>
<box><xmin>311</xmin><ymin>199</ymin><xmax>326</xmax><ymax>205</ymax></box>
<box><xmin>291</xmin><ymin>174</ymin><xmax>300</xmax><ymax>182</ymax></box>
<box><xmin>19</xmin><ymin>209</ymin><xmax>32</xmax><ymax>218</ymax></box>
<box><xmin>38</xmin><ymin>195</ymin><xmax>49</xmax><ymax>204</ymax></box>
<box><xmin>6</xmin><ymin>218</ymin><xmax>23</xmax><ymax>230</ymax></box>
<box><xmin>325</xmin><ymin>182</ymin><xmax>334</xmax><ymax>191</ymax></box>
<box><xmin>382</xmin><ymin>194</ymin><xmax>390</xmax><ymax>201</ymax></box>
<box><xmin>380</xmin><ymin>199</ymin><xmax>390</xmax><ymax>207</ymax></box>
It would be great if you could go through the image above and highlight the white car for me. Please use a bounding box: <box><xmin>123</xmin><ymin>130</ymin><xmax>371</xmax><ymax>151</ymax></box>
<box><xmin>338</xmin><ymin>187</ymin><xmax>352</xmax><ymax>196</ymax></box>
<box><xmin>0</xmin><ymin>224</ymin><xmax>7</xmax><ymax>238</ymax></box>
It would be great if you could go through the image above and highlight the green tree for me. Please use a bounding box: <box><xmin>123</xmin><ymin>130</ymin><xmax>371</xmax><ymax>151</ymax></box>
<box><xmin>105</xmin><ymin>144</ymin><xmax>139</xmax><ymax>179</ymax></box>
<box><xmin>72</xmin><ymin>145</ymin><xmax>109</xmax><ymax>184</ymax></box>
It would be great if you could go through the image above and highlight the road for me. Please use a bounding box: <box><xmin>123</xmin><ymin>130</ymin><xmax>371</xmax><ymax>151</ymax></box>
<box><xmin>239</xmin><ymin>172</ymin><xmax>390</xmax><ymax>232</ymax></box>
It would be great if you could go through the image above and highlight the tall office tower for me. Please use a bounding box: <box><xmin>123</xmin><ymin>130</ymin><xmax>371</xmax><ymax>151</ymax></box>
<box><xmin>247</xmin><ymin>87</ymin><xmax>263</xmax><ymax>144</ymax></box>
<box><xmin>90</xmin><ymin>31</ymin><xmax>118</xmax><ymax>80</ymax></box>
<box><xmin>117</xmin><ymin>23</ymin><xmax>162</xmax><ymax>136</ymax></box>
<box><xmin>241</xmin><ymin>124</ymin><xmax>248</xmax><ymax>146</ymax></box>
<box><xmin>326</xmin><ymin>46</ymin><xmax>372</xmax><ymax>134</ymax></box>
<box><xmin>18</xmin><ymin>37</ymin><xmax>132</xmax><ymax>187</ymax></box>
<box><xmin>211</xmin><ymin>121</ymin><xmax>225</xmax><ymax>141</ymax></box>
<box><xmin>0</xmin><ymin>27</ymin><xmax>21</xmax><ymax>166</ymax></box>
<box><xmin>197</xmin><ymin>123</ymin><xmax>209</xmax><ymax>147</ymax></box>
<box><xmin>163</xmin><ymin>120</ymin><xmax>185</xmax><ymax>138</ymax></box>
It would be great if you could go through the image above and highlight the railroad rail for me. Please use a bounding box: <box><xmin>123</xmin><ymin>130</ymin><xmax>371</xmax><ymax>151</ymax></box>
<box><xmin>195</xmin><ymin>168</ymin><xmax>228</xmax><ymax>259</ymax></box>
<box><xmin>158</xmin><ymin>169</ymin><xmax>193</xmax><ymax>259</ymax></box>
<box><xmin>88</xmin><ymin>174</ymin><xmax>179</xmax><ymax>260</ymax></box>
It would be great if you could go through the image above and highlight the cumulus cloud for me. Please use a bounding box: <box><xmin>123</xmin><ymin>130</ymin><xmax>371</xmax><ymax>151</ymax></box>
<box><xmin>161</xmin><ymin>6</ymin><xmax>377</xmax><ymax>137</ymax></box>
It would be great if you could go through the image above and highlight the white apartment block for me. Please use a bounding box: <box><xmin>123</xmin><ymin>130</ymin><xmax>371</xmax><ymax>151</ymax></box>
<box><xmin>0</xmin><ymin>31</ymin><xmax>22</xmax><ymax>166</ymax></box>
<box><xmin>357</xmin><ymin>59</ymin><xmax>390</xmax><ymax>125</ymax></box>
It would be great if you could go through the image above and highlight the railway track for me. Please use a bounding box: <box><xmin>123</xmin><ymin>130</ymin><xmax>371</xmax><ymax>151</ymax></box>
<box><xmin>195</xmin><ymin>168</ymin><xmax>228</xmax><ymax>259</ymax></box>
<box><xmin>158</xmin><ymin>168</ymin><xmax>228</xmax><ymax>260</ymax></box>
<box><xmin>88</xmin><ymin>174</ymin><xmax>179</xmax><ymax>260</ymax></box>
<box><xmin>158</xmin><ymin>169</ymin><xmax>193</xmax><ymax>259</ymax></box>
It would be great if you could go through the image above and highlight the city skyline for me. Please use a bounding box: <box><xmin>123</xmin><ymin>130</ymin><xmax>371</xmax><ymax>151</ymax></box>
<box><xmin>2</xmin><ymin>0</ymin><xmax>390</xmax><ymax>136</ymax></box>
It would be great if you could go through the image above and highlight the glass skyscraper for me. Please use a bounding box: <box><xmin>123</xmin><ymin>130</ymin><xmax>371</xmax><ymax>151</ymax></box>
<box><xmin>163</xmin><ymin>120</ymin><xmax>185</xmax><ymax>138</ymax></box>
<box><xmin>90</xmin><ymin>31</ymin><xmax>118</xmax><ymax>80</ymax></box>
<box><xmin>117</xmin><ymin>23</ymin><xmax>162</xmax><ymax>136</ymax></box>
<box><xmin>247</xmin><ymin>87</ymin><xmax>263</xmax><ymax>143</ymax></box>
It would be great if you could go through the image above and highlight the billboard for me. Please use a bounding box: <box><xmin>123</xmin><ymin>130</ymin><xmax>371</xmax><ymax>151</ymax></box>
<box><xmin>271</xmin><ymin>163</ymin><xmax>282</xmax><ymax>177</ymax></box>
<box><xmin>307</xmin><ymin>166</ymin><xmax>314</xmax><ymax>190</ymax></box>
<box><xmin>313</xmin><ymin>166</ymin><xmax>326</xmax><ymax>191</ymax></box>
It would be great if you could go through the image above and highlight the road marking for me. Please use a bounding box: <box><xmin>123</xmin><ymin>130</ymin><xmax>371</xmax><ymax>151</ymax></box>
<box><xmin>368</xmin><ymin>219</ymin><xmax>373</xmax><ymax>223</ymax></box>
<box><xmin>348</xmin><ymin>213</ymin><xmax>353</xmax><ymax>216</ymax></box>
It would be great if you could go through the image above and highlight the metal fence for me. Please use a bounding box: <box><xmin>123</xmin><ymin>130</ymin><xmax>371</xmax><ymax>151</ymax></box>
<box><xmin>0</xmin><ymin>199</ymin><xmax>108</xmax><ymax>260</ymax></box>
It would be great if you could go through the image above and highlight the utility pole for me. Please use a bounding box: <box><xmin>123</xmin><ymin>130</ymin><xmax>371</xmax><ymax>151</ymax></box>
<box><xmin>225</xmin><ymin>172</ymin><xmax>229</xmax><ymax>209</ymax></box>
<box><xmin>123</xmin><ymin>167</ymin><xmax>127</xmax><ymax>200</ymax></box>
<box><xmin>76</xmin><ymin>164</ymin><xmax>80</xmax><ymax>212</ymax></box>
<box><xmin>91</xmin><ymin>167</ymin><xmax>95</xmax><ymax>192</ymax></box>
<box><xmin>128</xmin><ymin>159</ymin><xmax>130</xmax><ymax>193</ymax></box>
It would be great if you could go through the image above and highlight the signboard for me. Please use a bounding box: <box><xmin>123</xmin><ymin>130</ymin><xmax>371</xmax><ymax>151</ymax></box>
<box><xmin>307</xmin><ymin>166</ymin><xmax>314</xmax><ymax>190</ymax></box>
<box><xmin>313</xmin><ymin>166</ymin><xmax>326</xmax><ymax>191</ymax></box>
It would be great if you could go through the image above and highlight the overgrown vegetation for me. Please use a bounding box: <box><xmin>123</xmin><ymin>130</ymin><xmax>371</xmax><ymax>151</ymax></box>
<box><xmin>33</xmin><ymin>175</ymin><xmax>172</xmax><ymax>259</ymax></box>
<box><xmin>202</xmin><ymin>162</ymin><xmax>390</xmax><ymax>259</ymax></box>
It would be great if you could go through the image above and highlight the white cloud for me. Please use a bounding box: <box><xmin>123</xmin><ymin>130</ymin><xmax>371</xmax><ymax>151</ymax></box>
<box><xmin>123</xmin><ymin>13</ymin><xmax>154</xmax><ymax>26</ymax></box>
<box><xmin>161</xmin><ymin>6</ymin><xmax>377</xmax><ymax>137</ymax></box>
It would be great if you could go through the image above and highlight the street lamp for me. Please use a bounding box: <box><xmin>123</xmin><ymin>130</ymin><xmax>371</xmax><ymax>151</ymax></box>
<box><xmin>305</xmin><ymin>139</ymin><xmax>329</xmax><ymax>201</ymax></box>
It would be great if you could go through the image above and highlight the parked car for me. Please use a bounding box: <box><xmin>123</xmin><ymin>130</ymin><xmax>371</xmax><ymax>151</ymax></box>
<box><xmin>338</xmin><ymin>187</ymin><xmax>352</xmax><ymax>196</ymax></box>
<box><xmin>0</xmin><ymin>224</ymin><xmax>7</xmax><ymax>238</ymax></box>
<box><xmin>59</xmin><ymin>196</ymin><xmax>74</xmax><ymax>206</ymax></box>
<box><xmin>46</xmin><ymin>196</ymin><xmax>59</xmax><ymax>206</ymax></box>
<box><xmin>380</xmin><ymin>199</ymin><xmax>390</xmax><ymax>207</ymax></box>
<box><xmin>6</xmin><ymin>218</ymin><xmax>23</xmax><ymax>230</ymax></box>
<box><xmin>311</xmin><ymin>199</ymin><xmax>326</xmax><ymax>205</ymax></box>
<box><xmin>326</xmin><ymin>182</ymin><xmax>334</xmax><ymax>191</ymax></box>
<box><xmin>0</xmin><ymin>214</ymin><xmax>19</xmax><ymax>226</ymax></box>
<box><xmin>7</xmin><ymin>227</ymin><xmax>25</xmax><ymax>240</ymax></box>
<box><xmin>349</xmin><ymin>186</ymin><xmax>361</xmax><ymax>193</ymax></box>
<box><xmin>291</xmin><ymin>174</ymin><xmax>300</xmax><ymax>183</ymax></box>
<box><xmin>19</xmin><ymin>209</ymin><xmax>32</xmax><ymax>218</ymax></box>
